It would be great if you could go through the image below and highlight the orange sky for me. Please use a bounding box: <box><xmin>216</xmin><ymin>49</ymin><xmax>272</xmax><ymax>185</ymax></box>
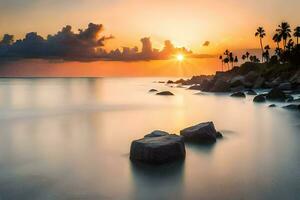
<box><xmin>1</xmin><ymin>0</ymin><xmax>300</xmax><ymax>54</ymax></box>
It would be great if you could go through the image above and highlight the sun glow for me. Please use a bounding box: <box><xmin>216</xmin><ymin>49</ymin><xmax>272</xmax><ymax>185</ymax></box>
<box><xmin>176</xmin><ymin>54</ymin><xmax>184</xmax><ymax>62</ymax></box>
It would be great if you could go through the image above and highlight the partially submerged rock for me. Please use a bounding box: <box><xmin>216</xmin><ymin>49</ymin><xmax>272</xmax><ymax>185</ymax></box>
<box><xmin>282</xmin><ymin>104</ymin><xmax>300</xmax><ymax>110</ymax></box>
<box><xmin>266</xmin><ymin>88</ymin><xmax>287</xmax><ymax>101</ymax></box>
<box><xmin>180</xmin><ymin>122</ymin><xmax>221</xmax><ymax>143</ymax></box>
<box><xmin>130</xmin><ymin>132</ymin><xmax>186</xmax><ymax>164</ymax></box>
<box><xmin>188</xmin><ymin>85</ymin><xmax>202</xmax><ymax>90</ymax></box>
<box><xmin>253</xmin><ymin>94</ymin><xmax>266</xmax><ymax>103</ymax></box>
<box><xmin>210</xmin><ymin>80</ymin><xmax>231</xmax><ymax>92</ymax></box>
<box><xmin>269</xmin><ymin>104</ymin><xmax>277</xmax><ymax>107</ymax></box>
<box><xmin>230</xmin><ymin>92</ymin><xmax>246</xmax><ymax>98</ymax></box>
<box><xmin>149</xmin><ymin>89</ymin><xmax>158</xmax><ymax>92</ymax></box>
<box><xmin>156</xmin><ymin>91</ymin><xmax>174</xmax><ymax>96</ymax></box>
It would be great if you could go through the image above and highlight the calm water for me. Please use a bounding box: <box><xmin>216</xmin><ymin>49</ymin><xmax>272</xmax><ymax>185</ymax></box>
<box><xmin>0</xmin><ymin>78</ymin><xmax>299</xmax><ymax>200</ymax></box>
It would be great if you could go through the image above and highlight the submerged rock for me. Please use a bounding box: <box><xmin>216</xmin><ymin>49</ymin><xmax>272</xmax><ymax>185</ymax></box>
<box><xmin>253</xmin><ymin>94</ymin><xmax>266</xmax><ymax>103</ymax></box>
<box><xmin>266</xmin><ymin>88</ymin><xmax>287</xmax><ymax>101</ymax></box>
<box><xmin>156</xmin><ymin>91</ymin><xmax>174</xmax><ymax>96</ymax></box>
<box><xmin>149</xmin><ymin>89</ymin><xmax>158</xmax><ymax>92</ymax></box>
<box><xmin>269</xmin><ymin>104</ymin><xmax>277</xmax><ymax>107</ymax></box>
<box><xmin>180</xmin><ymin>122</ymin><xmax>221</xmax><ymax>143</ymax></box>
<box><xmin>230</xmin><ymin>92</ymin><xmax>246</xmax><ymax>98</ymax></box>
<box><xmin>282</xmin><ymin>104</ymin><xmax>300</xmax><ymax>110</ymax></box>
<box><xmin>130</xmin><ymin>132</ymin><xmax>186</xmax><ymax>164</ymax></box>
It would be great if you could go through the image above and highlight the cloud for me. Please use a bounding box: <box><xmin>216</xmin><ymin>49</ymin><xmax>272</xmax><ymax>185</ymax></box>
<box><xmin>0</xmin><ymin>23</ymin><xmax>213</xmax><ymax>61</ymax></box>
<box><xmin>203</xmin><ymin>41</ymin><xmax>210</xmax><ymax>46</ymax></box>
<box><xmin>0</xmin><ymin>23</ymin><xmax>113</xmax><ymax>59</ymax></box>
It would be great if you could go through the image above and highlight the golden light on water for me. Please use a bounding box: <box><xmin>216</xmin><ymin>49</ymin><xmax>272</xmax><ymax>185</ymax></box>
<box><xmin>176</xmin><ymin>54</ymin><xmax>184</xmax><ymax>62</ymax></box>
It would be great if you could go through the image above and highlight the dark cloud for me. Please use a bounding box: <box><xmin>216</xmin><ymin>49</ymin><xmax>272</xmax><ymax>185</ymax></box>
<box><xmin>0</xmin><ymin>23</ymin><xmax>113</xmax><ymax>59</ymax></box>
<box><xmin>203</xmin><ymin>41</ymin><xmax>210</xmax><ymax>46</ymax></box>
<box><xmin>0</xmin><ymin>23</ymin><xmax>213</xmax><ymax>61</ymax></box>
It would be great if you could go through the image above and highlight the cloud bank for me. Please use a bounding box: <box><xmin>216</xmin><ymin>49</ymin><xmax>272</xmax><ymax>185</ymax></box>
<box><xmin>0</xmin><ymin>23</ymin><xmax>212</xmax><ymax>61</ymax></box>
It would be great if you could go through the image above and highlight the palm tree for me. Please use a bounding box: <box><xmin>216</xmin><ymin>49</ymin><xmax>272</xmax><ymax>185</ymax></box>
<box><xmin>229</xmin><ymin>52</ymin><xmax>234</xmax><ymax>69</ymax></box>
<box><xmin>255</xmin><ymin>27</ymin><xmax>266</xmax><ymax>62</ymax></box>
<box><xmin>219</xmin><ymin>55</ymin><xmax>223</xmax><ymax>71</ymax></box>
<box><xmin>286</xmin><ymin>39</ymin><xmax>294</xmax><ymax>52</ymax></box>
<box><xmin>294</xmin><ymin>26</ymin><xmax>300</xmax><ymax>45</ymax></box>
<box><xmin>272</xmin><ymin>33</ymin><xmax>281</xmax><ymax>49</ymax></box>
<box><xmin>242</xmin><ymin>54</ymin><xmax>246</xmax><ymax>61</ymax></box>
<box><xmin>234</xmin><ymin>56</ymin><xmax>238</xmax><ymax>66</ymax></box>
<box><xmin>276</xmin><ymin>22</ymin><xmax>291</xmax><ymax>50</ymax></box>
<box><xmin>246</xmin><ymin>52</ymin><xmax>250</xmax><ymax>61</ymax></box>
<box><xmin>223</xmin><ymin>57</ymin><xmax>230</xmax><ymax>71</ymax></box>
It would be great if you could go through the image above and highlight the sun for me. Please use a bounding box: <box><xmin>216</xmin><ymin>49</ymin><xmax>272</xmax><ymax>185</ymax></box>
<box><xmin>176</xmin><ymin>54</ymin><xmax>184</xmax><ymax>62</ymax></box>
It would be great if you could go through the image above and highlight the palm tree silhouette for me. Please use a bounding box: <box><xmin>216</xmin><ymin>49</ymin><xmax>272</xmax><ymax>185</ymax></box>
<box><xmin>219</xmin><ymin>55</ymin><xmax>223</xmax><ymax>71</ymax></box>
<box><xmin>255</xmin><ymin>27</ymin><xmax>266</xmax><ymax>62</ymax></box>
<box><xmin>245</xmin><ymin>52</ymin><xmax>250</xmax><ymax>61</ymax></box>
<box><xmin>272</xmin><ymin>33</ymin><xmax>281</xmax><ymax>49</ymax></box>
<box><xmin>294</xmin><ymin>26</ymin><xmax>300</xmax><ymax>45</ymax></box>
<box><xmin>276</xmin><ymin>22</ymin><xmax>291</xmax><ymax>50</ymax></box>
<box><xmin>229</xmin><ymin>52</ymin><xmax>234</xmax><ymax>69</ymax></box>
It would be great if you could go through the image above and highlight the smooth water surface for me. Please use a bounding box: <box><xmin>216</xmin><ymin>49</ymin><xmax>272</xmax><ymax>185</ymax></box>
<box><xmin>0</xmin><ymin>78</ymin><xmax>299</xmax><ymax>200</ymax></box>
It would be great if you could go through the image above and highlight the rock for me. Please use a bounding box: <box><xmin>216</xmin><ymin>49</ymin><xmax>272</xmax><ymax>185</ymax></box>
<box><xmin>282</xmin><ymin>104</ymin><xmax>300</xmax><ymax>110</ymax></box>
<box><xmin>230</xmin><ymin>76</ymin><xmax>245</xmax><ymax>88</ymax></box>
<box><xmin>247</xmin><ymin>89</ymin><xmax>257</xmax><ymax>95</ymax></box>
<box><xmin>144</xmin><ymin>130</ymin><xmax>169</xmax><ymax>138</ymax></box>
<box><xmin>266</xmin><ymin>88</ymin><xmax>287</xmax><ymax>101</ymax></box>
<box><xmin>156</xmin><ymin>91</ymin><xmax>174</xmax><ymax>96</ymax></box>
<box><xmin>216</xmin><ymin>131</ymin><xmax>223</xmax><ymax>138</ymax></box>
<box><xmin>180</xmin><ymin>122</ymin><xmax>219</xmax><ymax>143</ymax></box>
<box><xmin>253</xmin><ymin>77</ymin><xmax>265</xmax><ymax>89</ymax></box>
<box><xmin>278</xmin><ymin>82</ymin><xmax>292</xmax><ymax>90</ymax></box>
<box><xmin>188</xmin><ymin>85</ymin><xmax>202</xmax><ymax>90</ymax></box>
<box><xmin>210</xmin><ymin>80</ymin><xmax>231</xmax><ymax>92</ymax></box>
<box><xmin>158</xmin><ymin>81</ymin><xmax>165</xmax><ymax>83</ymax></box>
<box><xmin>200</xmin><ymin>79</ymin><xmax>214</xmax><ymax>92</ymax></box>
<box><xmin>149</xmin><ymin>89</ymin><xmax>158</xmax><ymax>92</ymax></box>
<box><xmin>253</xmin><ymin>94</ymin><xmax>266</xmax><ymax>103</ymax></box>
<box><xmin>230</xmin><ymin>86</ymin><xmax>245</xmax><ymax>93</ymax></box>
<box><xmin>269</xmin><ymin>104</ymin><xmax>276</xmax><ymax>107</ymax></box>
<box><xmin>175</xmin><ymin>79</ymin><xmax>185</xmax><ymax>84</ymax></box>
<box><xmin>130</xmin><ymin>132</ymin><xmax>186</xmax><ymax>164</ymax></box>
<box><xmin>245</xmin><ymin>71</ymin><xmax>259</xmax><ymax>83</ymax></box>
<box><xmin>291</xmin><ymin>98</ymin><xmax>300</xmax><ymax>102</ymax></box>
<box><xmin>230</xmin><ymin>92</ymin><xmax>246</xmax><ymax>98</ymax></box>
<box><xmin>167</xmin><ymin>80</ymin><xmax>174</xmax><ymax>84</ymax></box>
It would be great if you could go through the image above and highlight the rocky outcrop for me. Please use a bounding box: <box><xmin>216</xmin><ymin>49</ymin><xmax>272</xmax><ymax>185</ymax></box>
<box><xmin>278</xmin><ymin>82</ymin><xmax>292</xmax><ymax>90</ymax></box>
<box><xmin>156</xmin><ymin>91</ymin><xmax>174</xmax><ymax>96</ymax></box>
<box><xmin>210</xmin><ymin>80</ymin><xmax>231</xmax><ymax>92</ymax></box>
<box><xmin>180</xmin><ymin>122</ymin><xmax>221</xmax><ymax>143</ymax></box>
<box><xmin>130</xmin><ymin>132</ymin><xmax>186</xmax><ymax>164</ymax></box>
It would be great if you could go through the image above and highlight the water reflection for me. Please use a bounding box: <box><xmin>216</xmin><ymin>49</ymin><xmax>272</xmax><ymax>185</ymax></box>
<box><xmin>130</xmin><ymin>160</ymin><xmax>185</xmax><ymax>200</ymax></box>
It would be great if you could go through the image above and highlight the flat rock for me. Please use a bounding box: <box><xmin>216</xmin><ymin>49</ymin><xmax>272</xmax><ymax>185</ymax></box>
<box><xmin>230</xmin><ymin>92</ymin><xmax>246</xmax><ymax>98</ymax></box>
<box><xmin>156</xmin><ymin>91</ymin><xmax>174</xmax><ymax>96</ymax></box>
<box><xmin>180</xmin><ymin>122</ymin><xmax>220</xmax><ymax>143</ymax></box>
<box><xmin>130</xmin><ymin>132</ymin><xmax>186</xmax><ymax>164</ymax></box>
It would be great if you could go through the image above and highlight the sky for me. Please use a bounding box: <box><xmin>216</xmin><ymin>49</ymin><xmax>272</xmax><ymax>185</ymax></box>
<box><xmin>1</xmin><ymin>0</ymin><xmax>300</xmax><ymax>54</ymax></box>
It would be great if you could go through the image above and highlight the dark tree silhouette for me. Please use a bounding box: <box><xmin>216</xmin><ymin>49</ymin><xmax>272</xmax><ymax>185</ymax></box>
<box><xmin>272</xmin><ymin>33</ymin><xmax>281</xmax><ymax>49</ymax></box>
<box><xmin>219</xmin><ymin>55</ymin><xmax>223</xmax><ymax>71</ymax></box>
<box><xmin>276</xmin><ymin>22</ymin><xmax>291</xmax><ymax>50</ymax></box>
<box><xmin>255</xmin><ymin>27</ymin><xmax>266</xmax><ymax>62</ymax></box>
<box><xmin>294</xmin><ymin>26</ymin><xmax>300</xmax><ymax>45</ymax></box>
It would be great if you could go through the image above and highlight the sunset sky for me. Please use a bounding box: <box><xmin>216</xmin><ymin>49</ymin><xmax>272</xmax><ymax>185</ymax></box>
<box><xmin>1</xmin><ymin>0</ymin><xmax>300</xmax><ymax>54</ymax></box>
